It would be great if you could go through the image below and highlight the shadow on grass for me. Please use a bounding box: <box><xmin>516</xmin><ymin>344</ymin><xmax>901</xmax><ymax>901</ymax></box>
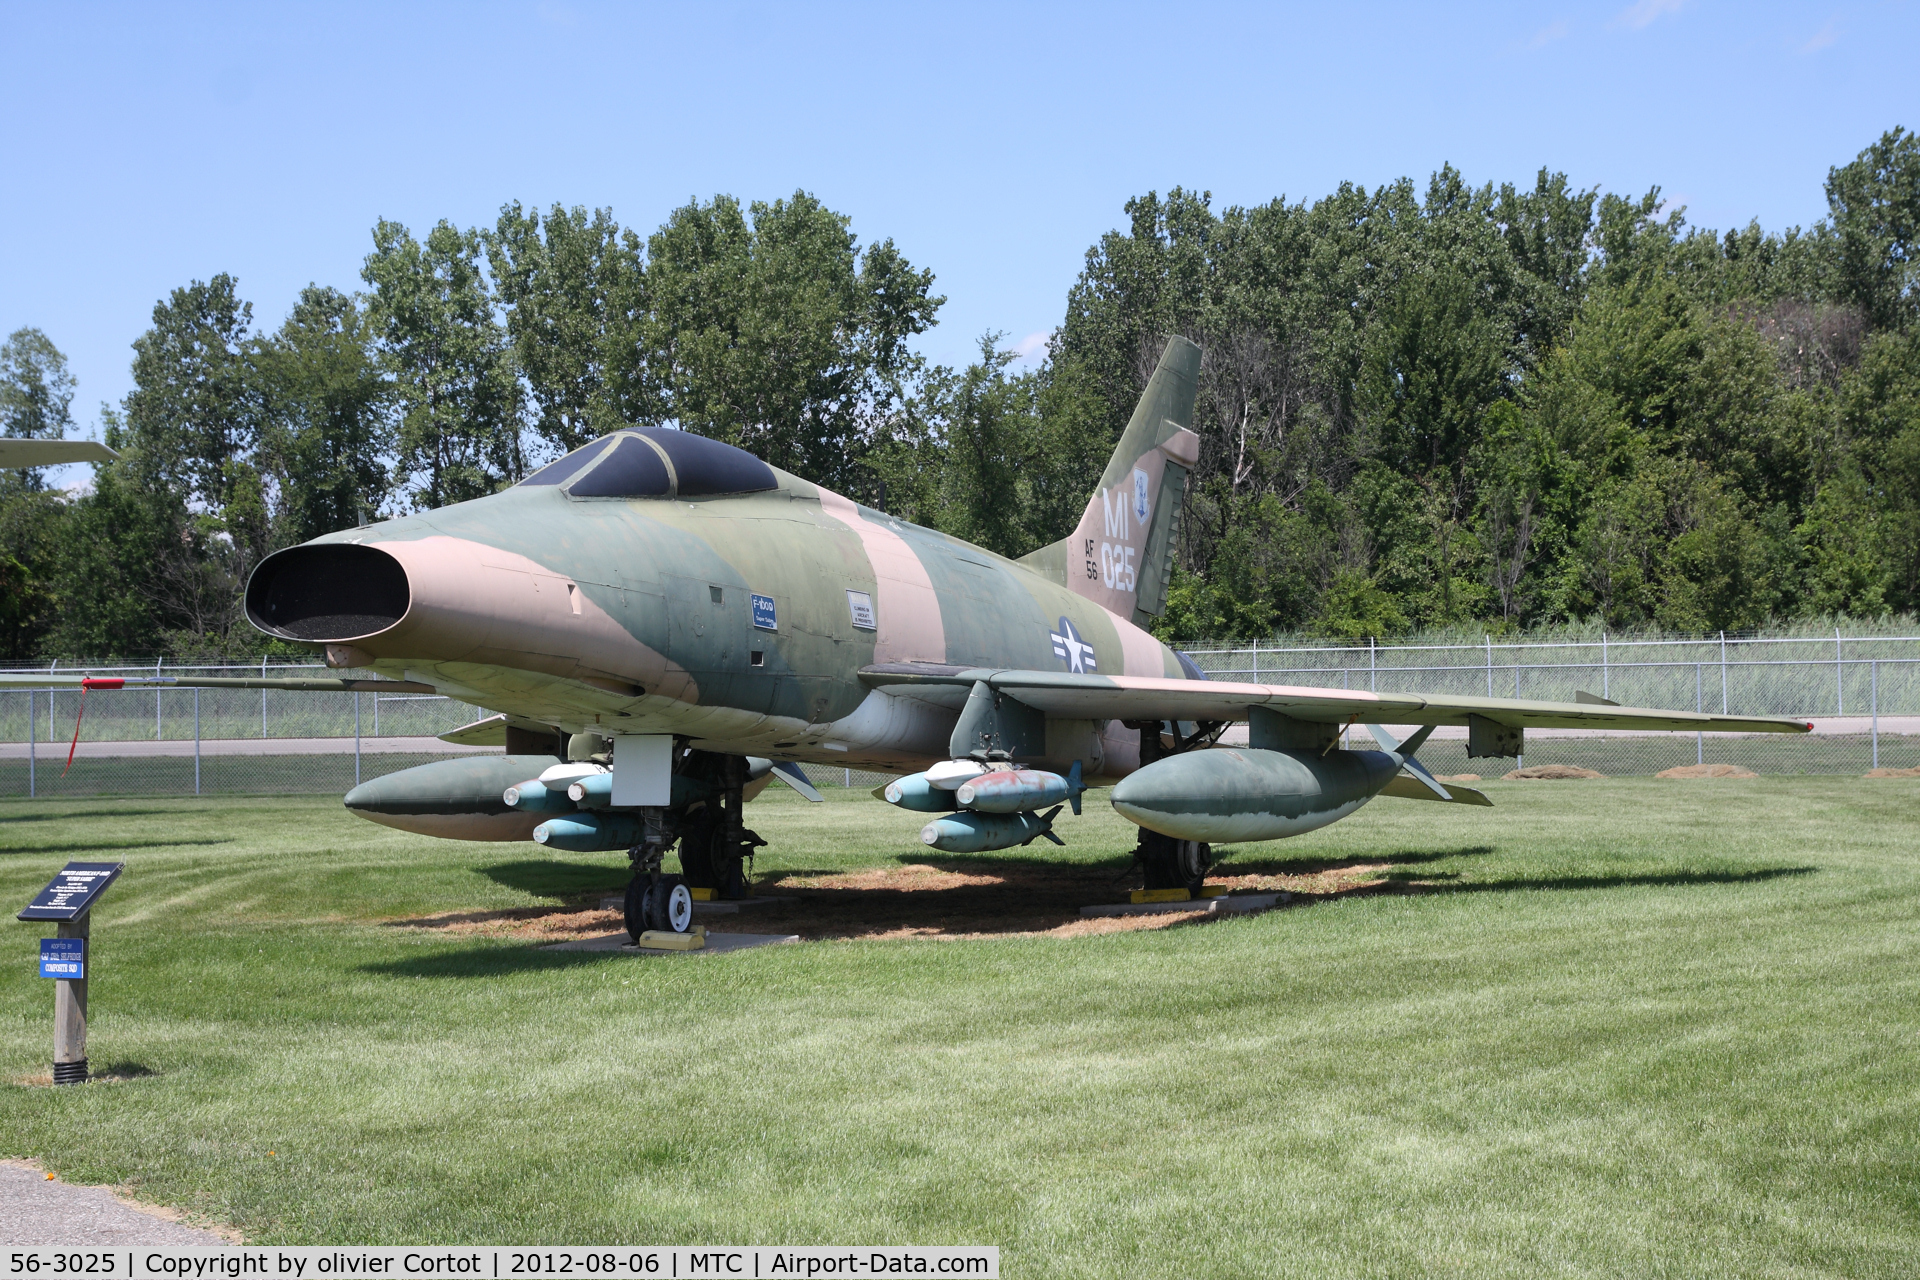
<box><xmin>0</xmin><ymin>837</ymin><xmax>233</xmax><ymax>856</ymax></box>
<box><xmin>360</xmin><ymin>945</ymin><xmax>636</xmax><ymax>979</ymax></box>
<box><xmin>1397</xmin><ymin>865</ymin><xmax>1816</xmax><ymax>895</ymax></box>
<box><xmin>480</xmin><ymin>859</ymin><xmax>630</xmax><ymax>901</ymax></box>
<box><xmin>1218</xmin><ymin>845</ymin><xmax>1497</xmax><ymax>875</ymax></box>
<box><xmin>0</xmin><ymin>808</ymin><xmax>182</xmax><ymax>825</ymax></box>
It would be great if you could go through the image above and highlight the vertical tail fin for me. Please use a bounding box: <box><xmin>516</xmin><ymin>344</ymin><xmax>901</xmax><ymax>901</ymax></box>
<box><xmin>1018</xmin><ymin>336</ymin><xmax>1201</xmax><ymax>624</ymax></box>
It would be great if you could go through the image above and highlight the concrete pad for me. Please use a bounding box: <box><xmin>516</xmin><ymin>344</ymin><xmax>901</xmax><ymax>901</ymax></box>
<box><xmin>544</xmin><ymin>930</ymin><xmax>799</xmax><ymax>955</ymax></box>
<box><xmin>1080</xmin><ymin>893</ymin><xmax>1287</xmax><ymax>919</ymax></box>
<box><xmin>597</xmin><ymin>895</ymin><xmax>796</xmax><ymax>914</ymax></box>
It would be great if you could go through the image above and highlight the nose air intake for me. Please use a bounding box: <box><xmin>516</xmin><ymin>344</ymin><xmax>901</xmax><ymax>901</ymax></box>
<box><xmin>246</xmin><ymin>544</ymin><xmax>411</xmax><ymax>641</ymax></box>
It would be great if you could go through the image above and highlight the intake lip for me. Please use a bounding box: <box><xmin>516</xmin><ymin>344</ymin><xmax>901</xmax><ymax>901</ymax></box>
<box><xmin>246</xmin><ymin>543</ymin><xmax>411</xmax><ymax>642</ymax></box>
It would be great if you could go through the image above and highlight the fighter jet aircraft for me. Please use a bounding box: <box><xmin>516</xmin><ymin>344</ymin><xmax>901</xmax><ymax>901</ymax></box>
<box><xmin>6</xmin><ymin>338</ymin><xmax>1810</xmax><ymax>938</ymax></box>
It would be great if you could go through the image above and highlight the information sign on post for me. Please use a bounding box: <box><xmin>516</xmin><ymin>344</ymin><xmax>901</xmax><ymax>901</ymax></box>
<box><xmin>19</xmin><ymin>860</ymin><xmax>123</xmax><ymax>1085</ymax></box>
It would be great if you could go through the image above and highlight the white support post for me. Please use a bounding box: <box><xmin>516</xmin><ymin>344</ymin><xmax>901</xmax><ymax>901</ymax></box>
<box><xmin>1485</xmin><ymin>635</ymin><xmax>1493</xmax><ymax>697</ymax></box>
<box><xmin>1602</xmin><ymin>632</ymin><xmax>1609</xmax><ymax>700</ymax></box>
<box><xmin>28</xmin><ymin>688</ymin><xmax>36</xmax><ymax>798</ymax></box>
<box><xmin>1369</xmin><ymin>637</ymin><xmax>1376</xmax><ymax>692</ymax></box>
<box><xmin>1836</xmin><ymin>627</ymin><xmax>1844</xmax><ymax>716</ymax></box>
<box><xmin>155</xmin><ymin>656</ymin><xmax>162</xmax><ymax>740</ymax></box>
<box><xmin>1872</xmin><ymin>660</ymin><xmax>1879</xmax><ymax>769</ymax></box>
<box><xmin>354</xmin><ymin>691</ymin><xmax>362</xmax><ymax>787</ymax></box>
<box><xmin>1728</xmin><ymin>633</ymin><xmax>1743</xmax><ymax>721</ymax></box>
<box><xmin>261</xmin><ymin>656</ymin><xmax>269</xmax><ymax>738</ymax></box>
<box><xmin>1696</xmin><ymin>663</ymin><xmax>1704</xmax><ymax>765</ymax></box>
<box><xmin>193</xmin><ymin>688</ymin><xmax>201</xmax><ymax>796</ymax></box>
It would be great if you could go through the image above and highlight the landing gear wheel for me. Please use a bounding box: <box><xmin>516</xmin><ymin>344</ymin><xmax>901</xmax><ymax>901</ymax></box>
<box><xmin>1138</xmin><ymin>832</ymin><xmax>1212</xmax><ymax>895</ymax></box>
<box><xmin>623</xmin><ymin>875</ymin><xmax>646</xmax><ymax>942</ymax></box>
<box><xmin>662</xmin><ymin>882</ymin><xmax>693</xmax><ymax>933</ymax></box>
<box><xmin>678</xmin><ymin>813</ymin><xmax>749</xmax><ymax>900</ymax></box>
<box><xmin>635</xmin><ymin>879</ymin><xmax>693</xmax><ymax>934</ymax></box>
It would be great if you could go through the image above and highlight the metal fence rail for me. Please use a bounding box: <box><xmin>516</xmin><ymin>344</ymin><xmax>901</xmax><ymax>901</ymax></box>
<box><xmin>1186</xmin><ymin>631</ymin><xmax>1920</xmax><ymax>778</ymax></box>
<box><xmin>2</xmin><ymin>635</ymin><xmax>1917</xmax><ymax>799</ymax></box>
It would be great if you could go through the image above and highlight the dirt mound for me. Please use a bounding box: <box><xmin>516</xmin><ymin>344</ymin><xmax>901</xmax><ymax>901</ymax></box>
<box><xmin>1865</xmin><ymin>766</ymin><xmax>1920</xmax><ymax>778</ymax></box>
<box><xmin>1503</xmin><ymin>764</ymin><xmax>1605</xmax><ymax>780</ymax></box>
<box><xmin>1658</xmin><ymin>763</ymin><xmax>1758</xmax><ymax>779</ymax></box>
<box><xmin>1435</xmin><ymin>773</ymin><xmax>1481</xmax><ymax>782</ymax></box>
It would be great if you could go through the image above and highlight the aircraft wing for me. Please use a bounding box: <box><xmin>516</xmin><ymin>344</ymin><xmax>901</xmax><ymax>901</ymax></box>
<box><xmin>858</xmin><ymin>664</ymin><xmax>1813</xmax><ymax>735</ymax></box>
<box><xmin>0</xmin><ymin>674</ymin><xmax>435</xmax><ymax>694</ymax></box>
<box><xmin>0</xmin><ymin>439</ymin><xmax>118</xmax><ymax>468</ymax></box>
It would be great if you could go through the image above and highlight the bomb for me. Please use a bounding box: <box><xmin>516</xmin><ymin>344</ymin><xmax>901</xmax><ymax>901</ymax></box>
<box><xmin>878</xmin><ymin>772</ymin><xmax>961</xmax><ymax>813</ymax></box>
<box><xmin>920</xmin><ymin>807</ymin><xmax>1064</xmax><ymax>854</ymax></box>
<box><xmin>954</xmin><ymin>763</ymin><xmax>1084</xmax><ymax>814</ymax></box>
<box><xmin>532</xmin><ymin>813</ymin><xmax>643</xmax><ymax>852</ymax></box>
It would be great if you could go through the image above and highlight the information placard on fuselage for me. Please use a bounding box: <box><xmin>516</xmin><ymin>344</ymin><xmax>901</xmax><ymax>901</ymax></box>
<box><xmin>17</xmin><ymin>861</ymin><xmax>124</xmax><ymax>921</ymax></box>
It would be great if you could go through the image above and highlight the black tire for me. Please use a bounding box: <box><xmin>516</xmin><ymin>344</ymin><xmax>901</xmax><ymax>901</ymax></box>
<box><xmin>1139</xmin><ymin>832</ymin><xmax>1212</xmax><ymax>894</ymax></box>
<box><xmin>679</xmin><ymin>814</ymin><xmax>748</xmax><ymax>899</ymax></box>
<box><xmin>642</xmin><ymin>880</ymin><xmax>673</xmax><ymax>933</ymax></box>
<box><xmin>622</xmin><ymin>875</ymin><xmax>646</xmax><ymax>942</ymax></box>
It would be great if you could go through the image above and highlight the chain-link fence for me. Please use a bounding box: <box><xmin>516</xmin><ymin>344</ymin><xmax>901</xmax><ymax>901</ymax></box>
<box><xmin>3</xmin><ymin>633</ymin><xmax>1915</xmax><ymax>798</ymax></box>
<box><xmin>0</xmin><ymin>661</ymin><xmax>898</xmax><ymax>799</ymax></box>
<box><xmin>1186</xmin><ymin>631</ymin><xmax>1920</xmax><ymax>777</ymax></box>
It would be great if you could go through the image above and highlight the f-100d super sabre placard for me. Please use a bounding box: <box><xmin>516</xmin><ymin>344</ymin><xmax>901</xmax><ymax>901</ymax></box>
<box><xmin>17</xmin><ymin>861</ymin><xmax>124</xmax><ymax>921</ymax></box>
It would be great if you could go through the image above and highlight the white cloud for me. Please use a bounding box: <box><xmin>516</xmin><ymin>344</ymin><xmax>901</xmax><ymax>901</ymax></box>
<box><xmin>1010</xmin><ymin>330</ymin><xmax>1053</xmax><ymax>362</ymax></box>
<box><xmin>1618</xmin><ymin>0</ymin><xmax>1684</xmax><ymax>29</ymax></box>
<box><xmin>1528</xmin><ymin>18</ymin><xmax>1570</xmax><ymax>47</ymax></box>
<box><xmin>1800</xmin><ymin>18</ymin><xmax>1839</xmax><ymax>51</ymax></box>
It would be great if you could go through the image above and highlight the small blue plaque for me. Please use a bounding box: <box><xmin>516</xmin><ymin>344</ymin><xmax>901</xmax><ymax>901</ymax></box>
<box><xmin>751</xmin><ymin>593</ymin><xmax>778</xmax><ymax>631</ymax></box>
<box><xmin>39</xmin><ymin>937</ymin><xmax>84</xmax><ymax>980</ymax></box>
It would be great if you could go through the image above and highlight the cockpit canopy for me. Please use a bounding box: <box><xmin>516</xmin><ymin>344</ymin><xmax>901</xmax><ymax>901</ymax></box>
<box><xmin>519</xmin><ymin>428</ymin><xmax>778</xmax><ymax>499</ymax></box>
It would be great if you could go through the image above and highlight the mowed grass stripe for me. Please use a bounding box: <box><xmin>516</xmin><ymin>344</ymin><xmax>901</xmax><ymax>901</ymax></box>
<box><xmin>1</xmin><ymin>781</ymin><xmax>1917</xmax><ymax>1276</ymax></box>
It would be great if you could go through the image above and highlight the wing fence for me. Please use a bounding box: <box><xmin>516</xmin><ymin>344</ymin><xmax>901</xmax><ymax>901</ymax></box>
<box><xmin>1</xmin><ymin>629</ymin><xmax>1916</xmax><ymax>799</ymax></box>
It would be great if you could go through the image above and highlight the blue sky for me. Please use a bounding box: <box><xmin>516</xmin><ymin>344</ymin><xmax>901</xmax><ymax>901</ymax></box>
<box><xmin>3</xmin><ymin>0</ymin><xmax>1913</xmax><ymax>478</ymax></box>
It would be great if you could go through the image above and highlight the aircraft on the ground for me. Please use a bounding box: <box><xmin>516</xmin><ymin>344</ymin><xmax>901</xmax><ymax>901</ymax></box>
<box><xmin>5</xmin><ymin>339</ymin><xmax>1809</xmax><ymax>938</ymax></box>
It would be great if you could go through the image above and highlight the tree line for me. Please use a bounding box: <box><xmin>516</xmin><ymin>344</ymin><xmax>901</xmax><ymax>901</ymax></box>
<box><xmin>1</xmin><ymin>128</ymin><xmax>1915</xmax><ymax>660</ymax></box>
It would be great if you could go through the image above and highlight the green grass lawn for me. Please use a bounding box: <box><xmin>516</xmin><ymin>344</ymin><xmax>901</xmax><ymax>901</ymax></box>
<box><xmin>3</xmin><ymin>779</ymin><xmax>1919</xmax><ymax>1277</ymax></box>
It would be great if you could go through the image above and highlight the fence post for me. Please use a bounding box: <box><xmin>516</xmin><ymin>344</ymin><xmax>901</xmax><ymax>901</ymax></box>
<box><xmin>261</xmin><ymin>655</ymin><xmax>269</xmax><ymax>738</ymax></box>
<box><xmin>194</xmin><ymin>688</ymin><xmax>201</xmax><ymax>796</ymax></box>
<box><xmin>354</xmin><ymin>690</ymin><xmax>362</xmax><ymax>787</ymax></box>
<box><xmin>1485</xmin><ymin>635</ymin><xmax>1493</xmax><ymax>697</ymax></box>
<box><xmin>155</xmin><ymin>656</ymin><xmax>162</xmax><ymax>740</ymax></box>
<box><xmin>1602</xmin><ymin>632</ymin><xmax>1609</xmax><ymax>700</ymax></box>
<box><xmin>1728</xmin><ymin>633</ymin><xmax>1743</xmax><ymax>721</ymax></box>
<box><xmin>1696</xmin><ymin>663</ymin><xmax>1704</xmax><ymax>765</ymax></box>
<box><xmin>1835</xmin><ymin>626</ymin><xmax>1844</xmax><ymax>716</ymax></box>
<box><xmin>29</xmin><ymin>688</ymin><xmax>36</xmax><ymax>799</ymax></box>
<box><xmin>1872</xmin><ymin>659</ymin><xmax>1879</xmax><ymax>770</ymax></box>
<box><xmin>1369</xmin><ymin>637</ymin><xmax>1376</xmax><ymax>692</ymax></box>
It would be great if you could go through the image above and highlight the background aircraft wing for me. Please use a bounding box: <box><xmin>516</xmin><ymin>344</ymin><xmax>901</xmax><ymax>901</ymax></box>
<box><xmin>859</xmin><ymin>664</ymin><xmax>1813</xmax><ymax>735</ymax></box>
<box><xmin>0</xmin><ymin>439</ymin><xmax>118</xmax><ymax>468</ymax></box>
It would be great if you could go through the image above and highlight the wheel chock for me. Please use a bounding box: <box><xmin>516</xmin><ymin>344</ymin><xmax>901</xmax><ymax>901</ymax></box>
<box><xmin>1131</xmin><ymin>888</ymin><xmax>1192</xmax><ymax>903</ymax></box>
<box><xmin>1197</xmin><ymin>885</ymin><xmax>1230</xmax><ymax>899</ymax></box>
<box><xmin>634</xmin><ymin>926</ymin><xmax>708</xmax><ymax>951</ymax></box>
<box><xmin>685</xmin><ymin>887</ymin><xmax>717</xmax><ymax>901</ymax></box>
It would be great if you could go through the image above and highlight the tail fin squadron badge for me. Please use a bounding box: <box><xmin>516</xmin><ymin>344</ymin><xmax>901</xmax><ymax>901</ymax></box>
<box><xmin>1050</xmin><ymin>617</ymin><xmax>1097</xmax><ymax>674</ymax></box>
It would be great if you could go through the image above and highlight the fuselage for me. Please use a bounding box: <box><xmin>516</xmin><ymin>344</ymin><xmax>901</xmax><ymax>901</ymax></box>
<box><xmin>250</xmin><ymin>456</ymin><xmax>1193</xmax><ymax>782</ymax></box>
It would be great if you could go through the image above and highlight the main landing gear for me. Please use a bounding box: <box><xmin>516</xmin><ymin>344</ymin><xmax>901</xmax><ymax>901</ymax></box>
<box><xmin>1123</xmin><ymin>716</ymin><xmax>1221</xmax><ymax>897</ymax></box>
<box><xmin>622</xmin><ymin>749</ymin><xmax>765</xmax><ymax>941</ymax></box>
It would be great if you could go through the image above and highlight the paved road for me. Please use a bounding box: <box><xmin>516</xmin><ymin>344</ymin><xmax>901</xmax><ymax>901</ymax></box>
<box><xmin>0</xmin><ymin>736</ymin><xmax>491</xmax><ymax>759</ymax></box>
<box><xmin>0</xmin><ymin>1162</ymin><xmax>230</xmax><ymax>1245</ymax></box>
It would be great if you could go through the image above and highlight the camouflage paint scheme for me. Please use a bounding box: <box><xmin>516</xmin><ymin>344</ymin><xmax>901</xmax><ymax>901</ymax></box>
<box><xmin>283</xmin><ymin>341</ymin><xmax>1215</xmax><ymax>783</ymax></box>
